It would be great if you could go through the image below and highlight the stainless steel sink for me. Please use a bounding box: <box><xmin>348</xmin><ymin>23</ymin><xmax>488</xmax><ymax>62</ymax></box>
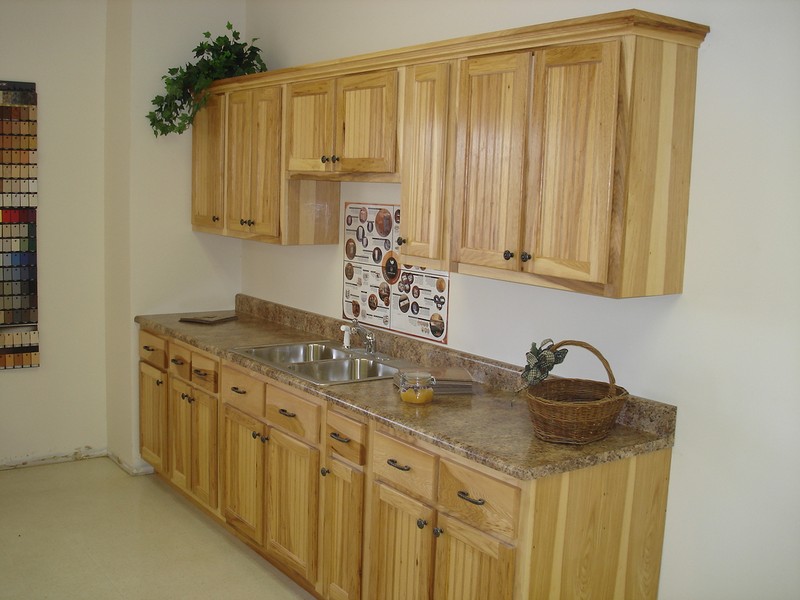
<box><xmin>230</xmin><ymin>341</ymin><xmax>405</xmax><ymax>385</ymax></box>
<box><xmin>286</xmin><ymin>357</ymin><xmax>398</xmax><ymax>384</ymax></box>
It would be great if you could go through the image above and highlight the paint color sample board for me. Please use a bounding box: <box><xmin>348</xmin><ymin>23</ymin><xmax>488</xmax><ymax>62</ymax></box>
<box><xmin>0</xmin><ymin>81</ymin><xmax>39</xmax><ymax>369</ymax></box>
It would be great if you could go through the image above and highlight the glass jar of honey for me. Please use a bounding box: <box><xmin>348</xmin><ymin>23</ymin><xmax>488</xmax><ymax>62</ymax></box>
<box><xmin>399</xmin><ymin>371</ymin><xmax>436</xmax><ymax>404</ymax></box>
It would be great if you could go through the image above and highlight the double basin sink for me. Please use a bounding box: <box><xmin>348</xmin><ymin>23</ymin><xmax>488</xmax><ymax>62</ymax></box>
<box><xmin>231</xmin><ymin>341</ymin><xmax>408</xmax><ymax>386</ymax></box>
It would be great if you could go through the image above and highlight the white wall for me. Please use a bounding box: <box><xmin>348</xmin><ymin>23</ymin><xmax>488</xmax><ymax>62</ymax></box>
<box><xmin>0</xmin><ymin>0</ymin><xmax>109</xmax><ymax>466</ymax></box>
<box><xmin>245</xmin><ymin>1</ymin><xmax>800</xmax><ymax>599</ymax></box>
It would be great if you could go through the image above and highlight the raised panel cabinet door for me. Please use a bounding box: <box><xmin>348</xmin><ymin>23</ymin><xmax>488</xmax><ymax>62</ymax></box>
<box><xmin>222</xmin><ymin>404</ymin><xmax>266</xmax><ymax>546</ymax></box>
<box><xmin>455</xmin><ymin>52</ymin><xmax>531</xmax><ymax>270</ymax></box>
<box><xmin>250</xmin><ymin>86</ymin><xmax>282</xmax><ymax>239</ymax></box>
<box><xmin>286</xmin><ymin>79</ymin><xmax>335</xmax><ymax>172</ymax></box>
<box><xmin>168</xmin><ymin>378</ymin><xmax>193</xmax><ymax>493</ymax></box>
<box><xmin>432</xmin><ymin>513</ymin><xmax>516</xmax><ymax>600</ymax></box>
<box><xmin>191</xmin><ymin>92</ymin><xmax>225</xmax><ymax>230</ymax></box>
<box><xmin>265</xmin><ymin>428</ymin><xmax>320</xmax><ymax>582</ymax></box>
<box><xmin>400</xmin><ymin>62</ymin><xmax>451</xmax><ymax>262</ymax></box>
<box><xmin>368</xmin><ymin>482</ymin><xmax>435</xmax><ymax>600</ymax></box>
<box><xmin>139</xmin><ymin>362</ymin><xmax>167</xmax><ymax>474</ymax></box>
<box><xmin>525</xmin><ymin>41</ymin><xmax>620</xmax><ymax>283</ymax></box>
<box><xmin>190</xmin><ymin>387</ymin><xmax>218</xmax><ymax>510</ymax></box>
<box><xmin>320</xmin><ymin>457</ymin><xmax>364</xmax><ymax>600</ymax></box>
<box><xmin>225</xmin><ymin>89</ymin><xmax>254</xmax><ymax>233</ymax></box>
<box><xmin>335</xmin><ymin>70</ymin><xmax>398</xmax><ymax>173</ymax></box>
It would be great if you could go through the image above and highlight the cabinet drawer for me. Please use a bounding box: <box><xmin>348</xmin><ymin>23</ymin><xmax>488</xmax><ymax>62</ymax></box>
<box><xmin>221</xmin><ymin>365</ymin><xmax>266</xmax><ymax>418</ymax></box>
<box><xmin>266</xmin><ymin>386</ymin><xmax>321</xmax><ymax>445</ymax></box>
<box><xmin>438</xmin><ymin>459</ymin><xmax>520</xmax><ymax>539</ymax></box>
<box><xmin>325</xmin><ymin>410</ymin><xmax>366</xmax><ymax>465</ymax></box>
<box><xmin>190</xmin><ymin>352</ymin><xmax>219</xmax><ymax>393</ymax></box>
<box><xmin>168</xmin><ymin>340</ymin><xmax>192</xmax><ymax>380</ymax></box>
<box><xmin>372</xmin><ymin>431</ymin><xmax>436</xmax><ymax>501</ymax></box>
<box><xmin>139</xmin><ymin>331</ymin><xmax>167</xmax><ymax>369</ymax></box>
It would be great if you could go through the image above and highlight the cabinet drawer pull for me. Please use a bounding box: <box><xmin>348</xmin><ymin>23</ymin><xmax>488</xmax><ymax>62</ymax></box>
<box><xmin>457</xmin><ymin>490</ymin><xmax>486</xmax><ymax>506</ymax></box>
<box><xmin>230</xmin><ymin>386</ymin><xmax>247</xmax><ymax>395</ymax></box>
<box><xmin>170</xmin><ymin>358</ymin><xmax>185</xmax><ymax>365</ymax></box>
<box><xmin>142</xmin><ymin>345</ymin><xmax>156</xmax><ymax>352</ymax></box>
<box><xmin>387</xmin><ymin>458</ymin><xmax>411</xmax><ymax>472</ymax></box>
<box><xmin>329</xmin><ymin>432</ymin><xmax>351</xmax><ymax>444</ymax></box>
<box><xmin>192</xmin><ymin>369</ymin><xmax>208</xmax><ymax>378</ymax></box>
<box><xmin>278</xmin><ymin>408</ymin><xmax>297</xmax><ymax>418</ymax></box>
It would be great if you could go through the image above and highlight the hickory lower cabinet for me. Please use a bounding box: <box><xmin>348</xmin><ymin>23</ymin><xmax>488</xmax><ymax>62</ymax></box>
<box><xmin>138</xmin><ymin>331</ymin><xmax>168</xmax><ymax>474</ymax></box>
<box><xmin>220</xmin><ymin>362</ymin><xmax>321</xmax><ymax>585</ymax></box>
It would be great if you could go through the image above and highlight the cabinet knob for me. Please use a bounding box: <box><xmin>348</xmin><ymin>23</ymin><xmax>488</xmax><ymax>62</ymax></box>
<box><xmin>503</xmin><ymin>250</ymin><xmax>514</xmax><ymax>260</ymax></box>
<box><xmin>433</xmin><ymin>527</ymin><xmax>444</xmax><ymax>538</ymax></box>
<box><xmin>321</xmin><ymin>155</ymin><xmax>330</xmax><ymax>164</ymax></box>
<box><xmin>247</xmin><ymin>219</ymin><xmax>255</xmax><ymax>226</ymax></box>
<box><xmin>320</xmin><ymin>467</ymin><xmax>330</xmax><ymax>477</ymax></box>
<box><xmin>155</xmin><ymin>379</ymin><xmax>163</xmax><ymax>386</ymax></box>
<box><xmin>181</xmin><ymin>393</ymin><xmax>188</xmax><ymax>401</ymax></box>
<box><xmin>520</xmin><ymin>252</ymin><xmax>532</xmax><ymax>262</ymax></box>
<box><xmin>211</xmin><ymin>216</ymin><xmax>220</xmax><ymax>222</ymax></box>
<box><xmin>251</xmin><ymin>431</ymin><xmax>259</xmax><ymax>439</ymax></box>
<box><xmin>416</xmin><ymin>518</ymin><xmax>427</xmax><ymax>529</ymax></box>
<box><xmin>260</xmin><ymin>435</ymin><xmax>269</xmax><ymax>443</ymax></box>
<box><xmin>240</xmin><ymin>218</ymin><xmax>247</xmax><ymax>226</ymax></box>
<box><xmin>396</xmin><ymin>236</ymin><xmax>406</xmax><ymax>246</ymax></box>
<box><xmin>331</xmin><ymin>155</ymin><xmax>340</xmax><ymax>163</ymax></box>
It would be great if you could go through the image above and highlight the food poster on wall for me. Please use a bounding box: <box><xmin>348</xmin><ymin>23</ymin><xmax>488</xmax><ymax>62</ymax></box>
<box><xmin>342</xmin><ymin>202</ymin><xmax>449</xmax><ymax>344</ymax></box>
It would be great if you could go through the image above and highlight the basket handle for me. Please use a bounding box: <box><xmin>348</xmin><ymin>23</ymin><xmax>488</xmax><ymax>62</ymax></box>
<box><xmin>551</xmin><ymin>340</ymin><xmax>617</xmax><ymax>393</ymax></box>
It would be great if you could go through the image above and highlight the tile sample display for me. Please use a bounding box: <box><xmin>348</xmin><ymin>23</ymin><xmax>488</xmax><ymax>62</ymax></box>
<box><xmin>342</xmin><ymin>202</ymin><xmax>449</xmax><ymax>343</ymax></box>
<box><xmin>0</xmin><ymin>81</ymin><xmax>39</xmax><ymax>368</ymax></box>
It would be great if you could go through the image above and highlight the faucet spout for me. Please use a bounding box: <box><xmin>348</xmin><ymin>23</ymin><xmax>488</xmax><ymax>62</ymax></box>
<box><xmin>349</xmin><ymin>319</ymin><xmax>376</xmax><ymax>354</ymax></box>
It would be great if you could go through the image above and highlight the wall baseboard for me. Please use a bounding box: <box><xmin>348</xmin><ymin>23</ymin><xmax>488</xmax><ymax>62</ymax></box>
<box><xmin>0</xmin><ymin>446</ymin><xmax>109</xmax><ymax>471</ymax></box>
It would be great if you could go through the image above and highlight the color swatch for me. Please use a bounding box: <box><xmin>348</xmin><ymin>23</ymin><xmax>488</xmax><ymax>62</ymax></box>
<box><xmin>1</xmin><ymin>81</ymin><xmax>39</xmax><ymax>369</ymax></box>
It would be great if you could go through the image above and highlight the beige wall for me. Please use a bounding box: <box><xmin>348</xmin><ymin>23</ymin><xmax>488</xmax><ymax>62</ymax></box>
<box><xmin>1</xmin><ymin>0</ymin><xmax>798</xmax><ymax>598</ymax></box>
<box><xmin>244</xmin><ymin>1</ymin><xmax>800</xmax><ymax>599</ymax></box>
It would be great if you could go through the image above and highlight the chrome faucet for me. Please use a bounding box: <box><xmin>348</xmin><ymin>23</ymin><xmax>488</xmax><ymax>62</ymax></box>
<box><xmin>341</xmin><ymin>319</ymin><xmax>376</xmax><ymax>354</ymax></box>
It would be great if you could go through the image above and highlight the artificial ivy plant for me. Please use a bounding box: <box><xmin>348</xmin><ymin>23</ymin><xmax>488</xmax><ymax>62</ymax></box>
<box><xmin>147</xmin><ymin>22</ymin><xmax>267</xmax><ymax>136</ymax></box>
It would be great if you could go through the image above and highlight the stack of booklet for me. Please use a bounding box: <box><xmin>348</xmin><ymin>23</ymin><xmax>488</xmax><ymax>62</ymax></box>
<box><xmin>393</xmin><ymin>366</ymin><xmax>478</xmax><ymax>395</ymax></box>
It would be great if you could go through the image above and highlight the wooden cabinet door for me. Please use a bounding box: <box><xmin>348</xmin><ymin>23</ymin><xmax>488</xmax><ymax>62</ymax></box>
<box><xmin>222</xmin><ymin>404</ymin><xmax>267</xmax><ymax>546</ymax></box>
<box><xmin>225</xmin><ymin>87</ymin><xmax>282</xmax><ymax>238</ymax></box>
<box><xmin>168</xmin><ymin>378</ymin><xmax>193</xmax><ymax>493</ymax></box>
<box><xmin>525</xmin><ymin>41</ymin><xmax>620</xmax><ymax>283</ymax></box>
<box><xmin>250</xmin><ymin>86</ymin><xmax>282</xmax><ymax>239</ymax></box>
<box><xmin>226</xmin><ymin>89</ymin><xmax>253</xmax><ymax>233</ymax></box>
<box><xmin>139</xmin><ymin>362</ymin><xmax>167</xmax><ymax>474</ymax></box>
<box><xmin>287</xmin><ymin>79</ymin><xmax>335</xmax><ymax>172</ymax></box>
<box><xmin>432</xmin><ymin>513</ymin><xmax>515</xmax><ymax>600</ymax></box>
<box><xmin>190</xmin><ymin>387</ymin><xmax>218</xmax><ymax>510</ymax></box>
<box><xmin>368</xmin><ymin>482</ymin><xmax>435</xmax><ymax>600</ymax></box>
<box><xmin>400</xmin><ymin>62</ymin><xmax>450</xmax><ymax>262</ymax></box>
<box><xmin>455</xmin><ymin>52</ymin><xmax>531</xmax><ymax>271</ymax></box>
<box><xmin>320</xmin><ymin>457</ymin><xmax>364</xmax><ymax>600</ymax></box>
<box><xmin>265</xmin><ymin>428</ymin><xmax>320</xmax><ymax>582</ymax></box>
<box><xmin>335</xmin><ymin>70</ymin><xmax>398</xmax><ymax>173</ymax></box>
<box><xmin>191</xmin><ymin>92</ymin><xmax>225</xmax><ymax>230</ymax></box>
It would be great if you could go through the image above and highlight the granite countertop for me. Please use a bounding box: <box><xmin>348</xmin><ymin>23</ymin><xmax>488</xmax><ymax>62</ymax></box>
<box><xmin>135</xmin><ymin>294</ymin><xmax>676</xmax><ymax>481</ymax></box>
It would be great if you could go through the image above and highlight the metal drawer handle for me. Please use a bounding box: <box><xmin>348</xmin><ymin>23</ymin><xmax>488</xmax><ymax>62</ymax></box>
<box><xmin>230</xmin><ymin>386</ymin><xmax>246</xmax><ymax>395</ymax></box>
<box><xmin>171</xmin><ymin>358</ymin><xmax>185</xmax><ymax>365</ymax></box>
<box><xmin>192</xmin><ymin>369</ymin><xmax>207</xmax><ymax>378</ymax></box>
<box><xmin>142</xmin><ymin>345</ymin><xmax>156</xmax><ymax>352</ymax></box>
<box><xmin>279</xmin><ymin>408</ymin><xmax>297</xmax><ymax>418</ymax></box>
<box><xmin>387</xmin><ymin>458</ymin><xmax>411</xmax><ymax>472</ymax></box>
<box><xmin>329</xmin><ymin>432</ymin><xmax>351</xmax><ymax>444</ymax></box>
<box><xmin>457</xmin><ymin>490</ymin><xmax>486</xmax><ymax>506</ymax></box>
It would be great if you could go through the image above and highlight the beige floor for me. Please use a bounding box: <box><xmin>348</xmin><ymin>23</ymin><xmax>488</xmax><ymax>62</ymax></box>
<box><xmin>0</xmin><ymin>457</ymin><xmax>315</xmax><ymax>600</ymax></box>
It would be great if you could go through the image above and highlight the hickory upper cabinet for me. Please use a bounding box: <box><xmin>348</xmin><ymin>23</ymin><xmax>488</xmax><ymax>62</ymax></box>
<box><xmin>398</xmin><ymin>62</ymin><xmax>455</xmax><ymax>269</ymax></box>
<box><xmin>225</xmin><ymin>86</ymin><xmax>282</xmax><ymax>240</ymax></box>
<box><xmin>286</xmin><ymin>70</ymin><xmax>399</xmax><ymax>177</ymax></box>
<box><xmin>455</xmin><ymin>34</ymin><xmax>706</xmax><ymax>297</ymax></box>
<box><xmin>191</xmin><ymin>92</ymin><xmax>225</xmax><ymax>231</ymax></box>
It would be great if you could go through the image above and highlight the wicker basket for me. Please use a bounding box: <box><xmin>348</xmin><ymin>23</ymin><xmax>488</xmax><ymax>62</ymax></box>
<box><xmin>526</xmin><ymin>340</ymin><xmax>628</xmax><ymax>445</ymax></box>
